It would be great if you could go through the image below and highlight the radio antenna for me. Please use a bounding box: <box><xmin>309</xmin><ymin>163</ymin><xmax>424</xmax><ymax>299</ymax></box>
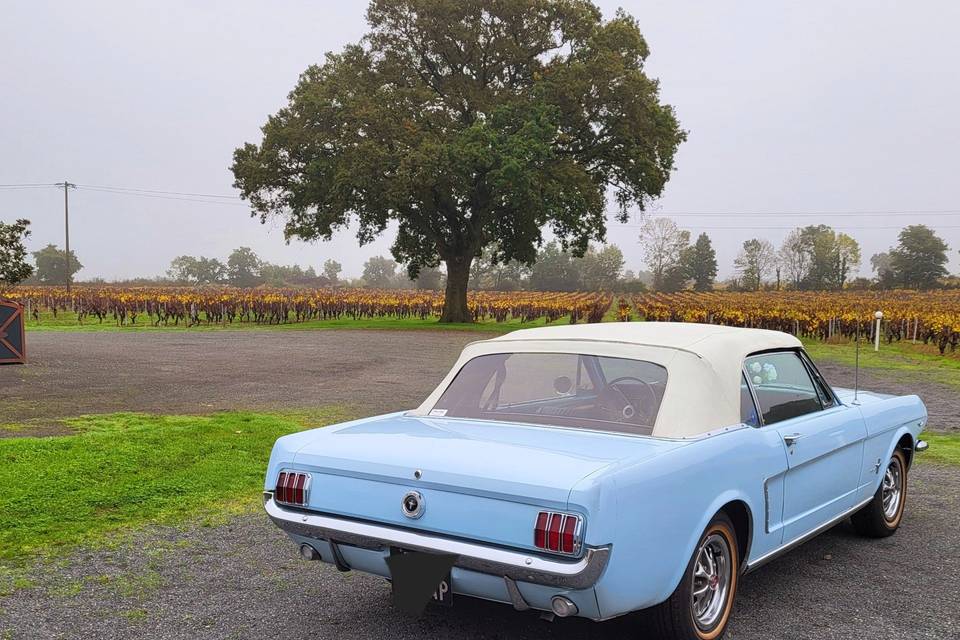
<box><xmin>853</xmin><ymin>320</ymin><xmax>861</xmax><ymax>405</ymax></box>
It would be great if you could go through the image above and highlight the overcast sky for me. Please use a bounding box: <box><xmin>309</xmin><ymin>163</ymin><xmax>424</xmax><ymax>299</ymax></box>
<box><xmin>2</xmin><ymin>1</ymin><xmax>959</xmax><ymax>281</ymax></box>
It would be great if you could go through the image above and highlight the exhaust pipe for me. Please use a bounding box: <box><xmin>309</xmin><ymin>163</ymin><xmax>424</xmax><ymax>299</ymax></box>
<box><xmin>299</xmin><ymin>544</ymin><xmax>320</xmax><ymax>561</ymax></box>
<box><xmin>551</xmin><ymin>596</ymin><xmax>578</xmax><ymax>618</ymax></box>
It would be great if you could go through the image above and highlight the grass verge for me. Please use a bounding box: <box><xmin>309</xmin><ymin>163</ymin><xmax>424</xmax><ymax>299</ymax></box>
<box><xmin>802</xmin><ymin>338</ymin><xmax>960</xmax><ymax>390</ymax></box>
<box><xmin>919</xmin><ymin>432</ymin><xmax>960</xmax><ymax>466</ymax></box>
<box><xmin>0</xmin><ymin>409</ymin><xmax>352</xmax><ymax>562</ymax></box>
<box><xmin>24</xmin><ymin>311</ymin><xmax>539</xmax><ymax>333</ymax></box>
<box><xmin>22</xmin><ymin>303</ymin><xmax>628</xmax><ymax>332</ymax></box>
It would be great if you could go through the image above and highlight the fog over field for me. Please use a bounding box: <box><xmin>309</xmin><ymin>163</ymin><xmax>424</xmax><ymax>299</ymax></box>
<box><xmin>2</xmin><ymin>0</ymin><xmax>958</xmax><ymax>280</ymax></box>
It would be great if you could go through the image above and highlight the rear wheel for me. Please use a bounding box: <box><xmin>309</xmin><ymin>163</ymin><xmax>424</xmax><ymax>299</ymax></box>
<box><xmin>649</xmin><ymin>512</ymin><xmax>739</xmax><ymax>640</ymax></box>
<box><xmin>851</xmin><ymin>449</ymin><xmax>908</xmax><ymax>538</ymax></box>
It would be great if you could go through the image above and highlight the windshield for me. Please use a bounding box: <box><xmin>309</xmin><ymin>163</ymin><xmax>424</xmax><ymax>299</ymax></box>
<box><xmin>430</xmin><ymin>353</ymin><xmax>668</xmax><ymax>435</ymax></box>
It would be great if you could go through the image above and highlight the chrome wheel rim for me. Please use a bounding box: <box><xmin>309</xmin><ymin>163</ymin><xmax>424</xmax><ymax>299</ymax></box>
<box><xmin>882</xmin><ymin>457</ymin><xmax>903</xmax><ymax>521</ymax></box>
<box><xmin>691</xmin><ymin>533</ymin><xmax>732</xmax><ymax>631</ymax></box>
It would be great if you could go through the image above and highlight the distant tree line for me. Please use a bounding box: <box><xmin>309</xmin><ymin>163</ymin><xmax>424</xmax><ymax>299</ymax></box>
<box><xmin>165</xmin><ymin>248</ymin><xmax>344</xmax><ymax>288</ymax></box>
<box><xmin>639</xmin><ymin>220</ymin><xmax>954</xmax><ymax>292</ymax></box>
<box><xmin>0</xmin><ymin>216</ymin><xmax>955</xmax><ymax>293</ymax></box>
<box><xmin>360</xmin><ymin>242</ymin><xmax>641</xmax><ymax>292</ymax></box>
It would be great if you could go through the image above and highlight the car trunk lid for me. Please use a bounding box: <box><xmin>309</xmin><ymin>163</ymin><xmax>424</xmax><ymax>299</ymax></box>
<box><xmin>288</xmin><ymin>413</ymin><xmax>680</xmax><ymax>553</ymax></box>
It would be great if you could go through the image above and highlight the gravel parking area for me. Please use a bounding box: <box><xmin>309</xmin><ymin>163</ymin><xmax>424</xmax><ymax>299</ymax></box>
<box><xmin>0</xmin><ymin>330</ymin><xmax>480</xmax><ymax>425</ymax></box>
<box><xmin>3</xmin><ymin>463</ymin><xmax>956</xmax><ymax>640</ymax></box>
<box><xmin>3</xmin><ymin>330</ymin><xmax>958</xmax><ymax>431</ymax></box>
<box><xmin>1</xmin><ymin>330</ymin><xmax>958</xmax><ymax>639</ymax></box>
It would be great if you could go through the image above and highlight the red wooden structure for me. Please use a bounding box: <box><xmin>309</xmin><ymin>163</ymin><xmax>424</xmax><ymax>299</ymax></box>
<box><xmin>0</xmin><ymin>300</ymin><xmax>26</xmax><ymax>364</ymax></box>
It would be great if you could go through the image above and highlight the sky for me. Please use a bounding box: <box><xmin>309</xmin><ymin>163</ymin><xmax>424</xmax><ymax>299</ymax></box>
<box><xmin>2</xmin><ymin>0</ymin><xmax>959</xmax><ymax>281</ymax></box>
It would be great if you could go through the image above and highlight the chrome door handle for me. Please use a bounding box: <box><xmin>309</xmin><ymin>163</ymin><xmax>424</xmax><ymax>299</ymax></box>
<box><xmin>783</xmin><ymin>433</ymin><xmax>804</xmax><ymax>446</ymax></box>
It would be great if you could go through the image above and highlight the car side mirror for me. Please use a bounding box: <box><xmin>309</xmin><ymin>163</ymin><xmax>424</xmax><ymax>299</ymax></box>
<box><xmin>553</xmin><ymin>376</ymin><xmax>573</xmax><ymax>395</ymax></box>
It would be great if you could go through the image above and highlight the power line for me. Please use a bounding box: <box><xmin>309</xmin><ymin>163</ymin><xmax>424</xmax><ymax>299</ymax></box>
<box><xmin>0</xmin><ymin>183</ymin><xmax>58</xmax><ymax>189</ymax></box>
<box><xmin>4</xmin><ymin>180</ymin><xmax>960</xmax><ymax>222</ymax></box>
<box><xmin>643</xmin><ymin>209</ymin><xmax>960</xmax><ymax>217</ymax></box>
<box><xmin>74</xmin><ymin>185</ymin><xmax>250</xmax><ymax>207</ymax></box>
<box><xmin>610</xmin><ymin>223</ymin><xmax>960</xmax><ymax>231</ymax></box>
<box><xmin>73</xmin><ymin>183</ymin><xmax>240</xmax><ymax>199</ymax></box>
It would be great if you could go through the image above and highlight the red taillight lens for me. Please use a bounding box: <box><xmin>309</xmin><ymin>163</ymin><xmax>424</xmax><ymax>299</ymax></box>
<box><xmin>534</xmin><ymin>512</ymin><xmax>549</xmax><ymax>548</ymax></box>
<box><xmin>547</xmin><ymin>514</ymin><xmax>563</xmax><ymax>551</ymax></box>
<box><xmin>534</xmin><ymin>511</ymin><xmax>581</xmax><ymax>555</ymax></box>
<box><xmin>275</xmin><ymin>470</ymin><xmax>310</xmax><ymax>506</ymax></box>
<box><xmin>561</xmin><ymin>515</ymin><xmax>576</xmax><ymax>553</ymax></box>
<box><xmin>294</xmin><ymin>473</ymin><xmax>306</xmax><ymax>505</ymax></box>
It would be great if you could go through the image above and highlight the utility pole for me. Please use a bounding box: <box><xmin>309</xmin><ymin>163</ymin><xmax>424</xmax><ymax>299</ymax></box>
<box><xmin>55</xmin><ymin>181</ymin><xmax>76</xmax><ymax>292</ymax></box>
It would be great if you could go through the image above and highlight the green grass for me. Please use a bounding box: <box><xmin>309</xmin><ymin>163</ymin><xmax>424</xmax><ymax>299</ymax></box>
<box><xmin>23</xmin><ymin>309</ymin><xmax>548</xmax><ymax>333</ymax></box>
<box><xmin>802</xmin><ymin>337</ymin><xmax>960</xmax><ymax>390</ymax></box>
<box><xmin>23</xmin><ymin>302</ymin><xmax>628</xmax><ymax>333</ymax></box>
<box><xmin>0</xmin><ymin>409</ymin><xmax>352</xmax><ymax>562</ymax></box>
<box><xmin>919</xmin><ymin>432</ymin><xmax>960</xmax><ymax>466</ymax></box>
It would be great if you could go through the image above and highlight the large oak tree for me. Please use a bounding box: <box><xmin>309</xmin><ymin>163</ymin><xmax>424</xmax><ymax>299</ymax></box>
<box><xmin>231</xmin><ymin>0</ymin><xmax>685</xmax><ymax>321</ymax></box>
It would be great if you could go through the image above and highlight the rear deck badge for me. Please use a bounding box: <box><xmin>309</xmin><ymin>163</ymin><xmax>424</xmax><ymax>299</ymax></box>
<box><xmin>402</xmin><ymin>491</ymin><xmax>424</xmax><ymax>519</ymax></box>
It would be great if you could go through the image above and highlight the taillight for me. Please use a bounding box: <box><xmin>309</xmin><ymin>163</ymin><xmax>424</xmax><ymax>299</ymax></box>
<box><xmin>275</xmin><ymin>470</ymin><xmax>311</xmax><ymax>506</ymax></box>
<box><xmin>534</xmin><ymin>511</ymin><xmax>581</xmax><ymax>555</ymax></box>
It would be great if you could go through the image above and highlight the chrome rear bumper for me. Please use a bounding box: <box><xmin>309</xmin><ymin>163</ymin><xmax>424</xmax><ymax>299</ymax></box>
<box><xmin>263</xmin><ymin>492</ymin><xmax>610</xmax><ymax>590</ymax></box>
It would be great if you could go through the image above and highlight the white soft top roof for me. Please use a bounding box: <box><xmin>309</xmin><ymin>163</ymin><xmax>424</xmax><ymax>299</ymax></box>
<box><xmin>415</xmin><ymin>322</ymin><xmax>802</xmax><ymax>438</ymax></box>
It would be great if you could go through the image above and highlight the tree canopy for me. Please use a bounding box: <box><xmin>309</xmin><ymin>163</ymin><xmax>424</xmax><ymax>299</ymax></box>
<box><xmin>639</xmin><ymin>217</ymin><xmax>689</xmax><ymax>291</ymax></box>
<box><xmin>32</xmin><ymin>244</ymin><xmax>82</xmax><ymax>285</ymax></box>
<box><xmin>167</xmin><ymin>255</ymin><xmax>227</xmax><ymax>285</ymax></box>
<box><xmin>362</xmin><ymin>255</ymin><xmax>400</xmax><ymax>288</ymax></box>
<box><xmin>231</xmin><ymin>0</ymin><xmax>685</xmax><ymax>321</ymax></box>
<box><xmin>870</xmin><ymin>251</ymin><xmax>896</xmax><ymax>289</ymax></box>
<box><xmin>734</xmin><ymin>238</ymin><xmax>776</xmax><ymax>291</ymax></box>
<box><xmin>684</xmin><ymin>232</ymin><xmax>717</xmax><ymax>291</ymax></box>
<box><xmin>527</xmin><ymin>241</ymin><xmax>584</xmax><ymax>291</ymax></box>
<box><xmin>227</xmin><ymin>247</ymin><xmax>263</xmax><ymax>287</ymax></box>
<box><xmin>323</xmin><ymin>259</ymin><xmax>343</xmax><ymax>283</ymax></box>
<box><xmin>775</xmin><ymin>225</ymin><xmax>860</xmax><ymax>290</ymax></box>
<box><xmin>0</xmin><ymin>219</ymin><xmax>33</xmax><ymax>286</ymax></box>
<box><xmin>889</xmin><ymin>224</ymin><xmax>950</xmax><ymax>289</ymax></box>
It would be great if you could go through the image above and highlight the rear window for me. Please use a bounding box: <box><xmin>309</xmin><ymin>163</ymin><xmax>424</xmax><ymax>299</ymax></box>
<box><xmin>431</xmin><ymin>353</ymin><xmax>668</xmax><ymax>435</ymax></box>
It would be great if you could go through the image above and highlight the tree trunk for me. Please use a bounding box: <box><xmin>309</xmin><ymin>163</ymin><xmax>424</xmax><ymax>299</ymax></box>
<box><xmin>440</xmin><ymin>255</ymin><xmax>472</xmax><ymax>323</ymax></box>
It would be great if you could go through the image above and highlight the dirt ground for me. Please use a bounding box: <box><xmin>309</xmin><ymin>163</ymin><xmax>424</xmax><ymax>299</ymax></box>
<box><xmin>2</xmin><ymin>330</ymin><xmax>957</xmax><ymax>431</ymax></box>
<box><xmin>0</xmin><ymin>330</ymin><xmax>478</xmax><ymax>425</ymax></box>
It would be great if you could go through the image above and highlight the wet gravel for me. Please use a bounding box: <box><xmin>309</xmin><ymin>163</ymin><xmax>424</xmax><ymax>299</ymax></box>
<box><xmin>816</xmin><ymin>360</ymin><xmax>960</xmax><ymax>432</ymax></box>
<box><xmin>1</xmin><ymin>329</ymin><xmax>958</xmax><ymax>639</ymax></box>
<box><xmin>0</xmin><ymin>330</ymin><xmax>480</xmax><ymax>424</ymax></box>
<box><xmin>3</xmin><ymin>463</ymin><xmax>956</xmax><ymax>640</ymax></box>
<box><xmin>4</xmin><ymin>330</ymin><xmax>959</xmax><ymax>431</ymax></box>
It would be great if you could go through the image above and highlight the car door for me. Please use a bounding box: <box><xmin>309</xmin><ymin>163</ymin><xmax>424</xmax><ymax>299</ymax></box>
<box><xmin>745</xmin><ymin>350</ymin><xmax>867</xmax><ymax>543</ymax></box>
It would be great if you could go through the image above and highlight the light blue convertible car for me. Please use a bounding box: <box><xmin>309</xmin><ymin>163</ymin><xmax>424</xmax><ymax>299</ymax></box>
<box><xmin>264</xmin><ymin>322</ymin><xmax>927</xmax><ymax>639</ymax></box>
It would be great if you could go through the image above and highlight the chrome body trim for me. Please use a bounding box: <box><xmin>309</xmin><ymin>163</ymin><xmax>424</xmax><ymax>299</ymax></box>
<box><xmin>762</xmin><ymin>478</ymin><xmax>771</xmax><ymax>534</ymax></box>
<box><xmin>744</xmin><ymin>496</ymin><xmax>872</xmax><ymax>573</ymax></box>
<box><xmin>264</xmin><ymin>493</ymin><xmax>610</xmax><ymax>589</ymax></box>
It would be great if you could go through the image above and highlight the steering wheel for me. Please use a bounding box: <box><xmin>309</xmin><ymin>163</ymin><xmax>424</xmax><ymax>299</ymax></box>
<box><xmin>604</xmin><ymin>376</ymin><xmax>659</xmax><ymax>424</ymax></box>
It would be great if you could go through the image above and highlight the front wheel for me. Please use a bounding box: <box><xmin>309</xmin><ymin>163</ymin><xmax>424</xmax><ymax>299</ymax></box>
<box><xmin>851</xmin><ymin>448</ymin><xmax>908</xmax><ymax>538</ymax></box>
<box><xmin>649</xmin><ymin>512</ymin><xmax>739</xmax><ymax>640</ymax></box>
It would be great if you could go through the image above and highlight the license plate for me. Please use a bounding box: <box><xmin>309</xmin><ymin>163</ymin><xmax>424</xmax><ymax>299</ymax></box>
<box><xmin>386</xmin><ymin>548</ymin><xmax>456</xmax><ymax>613</ymax></box>
<box><xmin>431</xmin><ymin>572</ymin><xmax>453</xmax><ymax>607</ymax></box>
